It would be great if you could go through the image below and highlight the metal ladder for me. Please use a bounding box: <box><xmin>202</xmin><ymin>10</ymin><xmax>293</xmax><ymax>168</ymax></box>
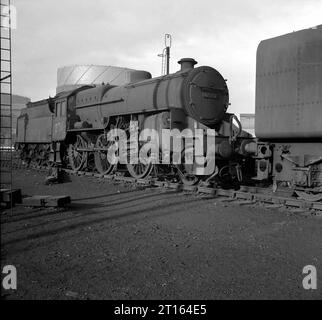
<box><xmin>158</xmin><ymin>34</ymin><xmax>172</xmax><ymax>76</ymax></box>
<box><xmin>0</xmin><ymin>0</ymin><xmax>13</xmax><ymax>205</ymax></box>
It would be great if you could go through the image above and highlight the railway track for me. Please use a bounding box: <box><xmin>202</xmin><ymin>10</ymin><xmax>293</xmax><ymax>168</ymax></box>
<box><xmin>1</xmin><ymin>150</ymin><xmax>322</xmax><ymax>216</ymax></box>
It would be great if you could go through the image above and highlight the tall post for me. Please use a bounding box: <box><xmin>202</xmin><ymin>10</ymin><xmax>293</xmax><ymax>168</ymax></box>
<box><xmin>165</xmin><ymin>34</ymin><xmax>172</xmax><ymax>75</ymax></box>
<box><xmin>166</xmin><ymin>46</ymin><xmax>170</xmax><ymax>75</ymax></box>
<box><xmin>158</xmin><ymin>34</ymin><xmax>172</xmax><ymax>76</ymax></box>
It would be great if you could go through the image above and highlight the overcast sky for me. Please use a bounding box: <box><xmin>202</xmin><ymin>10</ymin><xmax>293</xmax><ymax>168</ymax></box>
<box><xmin>10</xmin><ymin>0</ymin><xmax>322</xmax><ymax>115</ymax></box>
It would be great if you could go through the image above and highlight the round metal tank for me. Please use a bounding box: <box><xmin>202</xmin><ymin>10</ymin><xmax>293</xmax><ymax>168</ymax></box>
<box><xmin>56</xmin><ymin>65</ymin><xmax>152</xmax><ymax>94</ymax></box>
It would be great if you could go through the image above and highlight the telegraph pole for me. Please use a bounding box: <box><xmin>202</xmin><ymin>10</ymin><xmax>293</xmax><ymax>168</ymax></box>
<box><xmin>158</xmin><ymin>34</ymin><xmax>172</xmax><ymax>75</ymax></box>
<box><xmin>165</xmin><ymin>34</ymin><xmax>171</xmax><ymax>75</ymax></box>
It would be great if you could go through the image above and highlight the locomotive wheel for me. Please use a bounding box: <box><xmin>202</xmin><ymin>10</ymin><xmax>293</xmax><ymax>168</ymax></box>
<box><xmin>127</xmin><ymin>162</ymin><xmax>153</xmax><ymax>179</ymax></box>
<box><xmin>28</xmin><ymin>144</ymin><xmax>37</xmax><ymax>164</ymax></box>
<box><xmin>19</xmin><ymin>147</ymin><xmax>28</xmax><ymax>163</ymax></box>
<box><xmin>68</xmin><ymin>135</ymin><xmax>88</xmax><ymax>171</ymax></box>
<box><xmin>94</xmin><ymin>134</ymin><xmax>116</xmax><ymax>175</ymax></box>
<box><xmin>17</xmin><ymin>144</ymin><xmax>29</xmax><ymax>164</ymax></box>
<box><xmin>126</xmin><ymin>140</ymin><xmax>154</xmax><ymax>179</ymax></box>
<box><xmin>35</xmin><ymin>145</ymin><xmax>48</xmax><ymax>166</ymax></box>
<box><xmin>176</xmin><ymin>164</ymin><xmax>200</xmax><ymax>186</ymax></box>
<box><xmin>176</xmin><ymin>150</ymin><xmax>200</xmax><ymax>186</ymax></box>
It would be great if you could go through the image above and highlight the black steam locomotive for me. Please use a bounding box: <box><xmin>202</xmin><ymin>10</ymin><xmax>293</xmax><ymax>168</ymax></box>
<box><xmin>16</xmin><ymin>26</ymin><xmax>322</xmax><ymax>194</ymax></box>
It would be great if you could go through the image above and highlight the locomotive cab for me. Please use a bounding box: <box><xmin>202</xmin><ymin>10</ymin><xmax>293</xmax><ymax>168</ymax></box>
<box><xmin>52</xmin><ymin>98</ymin><xmax>67</xmax><ymax>141</ymax></box>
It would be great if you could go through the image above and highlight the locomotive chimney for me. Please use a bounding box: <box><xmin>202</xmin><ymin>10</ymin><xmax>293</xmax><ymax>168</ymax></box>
<box><xmin>178</xmin><ymin>58</ymin><xmax>197</xmax><ymax>71</ymax></box>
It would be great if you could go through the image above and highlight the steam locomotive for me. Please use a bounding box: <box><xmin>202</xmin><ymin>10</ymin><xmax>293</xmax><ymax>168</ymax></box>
<box><xmin>15</xmin><ymin>25</ymin><xmax>322</xmax><ymax>194</ymax></box>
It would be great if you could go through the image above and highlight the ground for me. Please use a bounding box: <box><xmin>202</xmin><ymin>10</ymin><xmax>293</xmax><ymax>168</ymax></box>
<box><xmin>1</xmin><ymin>168</ymin><xmax>322</xmax><ymax>300</ymax></box>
